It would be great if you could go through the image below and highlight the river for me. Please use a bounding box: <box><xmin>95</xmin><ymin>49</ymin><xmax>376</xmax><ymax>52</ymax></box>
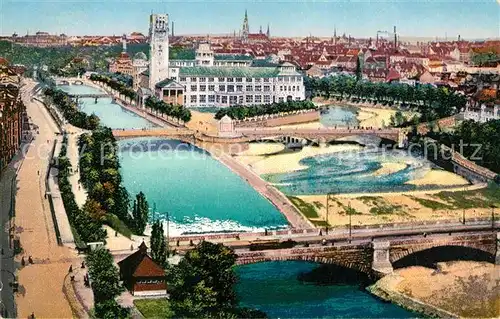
<box><xmin>235</xmin><ymin>261</ymin><xmax>415</xmax><ymax>318</ymax></box>
<box><xmin>57</xmin><ymin>84</ymin><xmax>413</xmax><ymax>317</ymax></box>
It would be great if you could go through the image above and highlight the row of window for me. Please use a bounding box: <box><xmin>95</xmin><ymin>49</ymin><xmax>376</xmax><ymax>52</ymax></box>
<box><xmin>179</xmin><ymin>76</ymin><xmax>302</xmax><ymax>83</ymax></box>
<box><xmin>189</xmin><ymin>94</ymin><xmax>273</xmax><ymax>104</ymax></box>
<box><xmin>189</xmin><ymin>84</ymin><xmax>276</xmax><ymax>92</ymax></box>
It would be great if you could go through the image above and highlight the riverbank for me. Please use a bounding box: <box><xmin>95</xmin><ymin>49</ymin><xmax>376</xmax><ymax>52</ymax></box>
<box><xmin>369</xmin><ymin>261</ymin><xmax>500</xmax><ymax>318</ymax></box>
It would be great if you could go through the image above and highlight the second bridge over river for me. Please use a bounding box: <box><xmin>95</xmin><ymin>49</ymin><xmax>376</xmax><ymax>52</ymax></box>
<box><xmin>112</xmin><ymin>127</ymin><xmax>405</xmax><ymax>146</ymax></box>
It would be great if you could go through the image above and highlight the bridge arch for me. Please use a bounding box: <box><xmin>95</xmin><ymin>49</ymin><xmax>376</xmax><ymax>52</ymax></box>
<box><xmin>391</xmin><ymin>245</ymin><xmax>495</xmax><ymax>269</ymax></box>
<box><xmin>73</xmin><ymin>80</ymin><xmax>83</xmax><ymax>85</ymax></box>
<box><xmin>237</xmin><ymin>252</ymin><xmax>372</xmax><ymax>274</ymax></box>
<box><xmin>59</xmin><ymin>80</ymin><xmax>70</xmax><ymax>86</ymax></box>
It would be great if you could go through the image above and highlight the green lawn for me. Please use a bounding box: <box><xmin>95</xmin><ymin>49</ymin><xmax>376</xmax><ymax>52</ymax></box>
<box><xmin>288</xmin><ymin>196</ymin><xmax>320</xmax><ymax>219</ymax></box>
<box><xmin>434</xmin><ymin>184</ymin><xmax>500</xmax><ymax>209</ymax></box>
<box><xmin>134</xmin><ymin>298</ymin><xmax>173</xmax><ymax>319</ymax></box>
<box><xmin>105</xmin><ymin>213</ymin><xmax>133</xmax><ymax>238</ymax></box>
<box><xmin>406</xmin><ymin>195</ymin><xmax>454</xmax><ymax>210</ymax></box>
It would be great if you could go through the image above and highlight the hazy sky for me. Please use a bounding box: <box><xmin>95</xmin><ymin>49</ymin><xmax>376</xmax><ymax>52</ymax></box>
<box><xmin>1</xmin><ymin>0</ymin><xmax>499</xmax><ymax>39</ymax></box>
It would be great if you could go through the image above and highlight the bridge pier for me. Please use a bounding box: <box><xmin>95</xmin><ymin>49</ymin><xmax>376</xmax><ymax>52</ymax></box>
<box><xmin>372</xmin><ymin>241</ymin><xmax>393</xmax><ymax>275</ymax></box>
<box><xmin>496</xmin><ymin>232</ymin><xmax>500</xmax><ymax>265</ymax></box>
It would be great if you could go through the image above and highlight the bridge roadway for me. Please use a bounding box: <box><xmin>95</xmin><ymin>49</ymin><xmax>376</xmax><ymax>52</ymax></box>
<box><xmin>112</xmin><ymin>127</ymin><xmax>403</xmax><ymax>144</ymax></box>
<box><xmin>170</xmin><ymin>219</ymin><xmax>499</xmax><ymax>249</ymax></box>
<box><xmin>168</xmin><ymin>220</ymin><xmax>500</xmax><ymax>275</ymax></box>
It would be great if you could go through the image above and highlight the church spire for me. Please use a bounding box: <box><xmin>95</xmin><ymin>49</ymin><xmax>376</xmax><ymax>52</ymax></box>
<box><xmin>266</xmin><ymin>23</ymin><xmax>270</xmax><ymax>38</ymax></box>
<box><xmin>242</xmin><ymin>9</ymin><xmax>249</xmax><ymax>41</ymax></box>
<box><xmin>259</xmin><ymin>25</ymin><xmax>262</xmax><ymax>34</ymax></box>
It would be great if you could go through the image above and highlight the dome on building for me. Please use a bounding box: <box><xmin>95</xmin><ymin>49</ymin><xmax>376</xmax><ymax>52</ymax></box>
<box><xmin>134</xmin><ymin>52</ymin><xmax>148</xmax><ymax>61</ymax></box>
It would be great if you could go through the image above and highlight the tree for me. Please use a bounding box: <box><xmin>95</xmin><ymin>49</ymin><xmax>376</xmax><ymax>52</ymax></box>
<box><xmin>83</xmin><ymin>198</ymin><xmax>106</xmax><ymax>221</ymax></box>
<box><xmin>150</xmin><ymin>220</ymin><xmax>168</xmax><ymax>267</ymax></box>
<box><xmin>167</xmin><ymin>241</ymin><xmax>238</xmax><ymax>316</ymax></box>
<box><xmin>132</xmin><ymin>192</ymin><xmax>149</xmax><ymax>234</ymax></box>
<box><xmin>86</xmin><ymin>248</ymin><xmax>127</xmax><ymax>318</ymax></box>
<box><xmin>355</xmin><ymin>56</ymin><xmax>362</xmax><ymax>82</ymax></box>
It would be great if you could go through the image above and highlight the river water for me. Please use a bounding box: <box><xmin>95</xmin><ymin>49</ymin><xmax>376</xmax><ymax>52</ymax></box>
<box><xmin>57</xmin><ymin>84</ymin><xmax>413</xmax><ymax>317</ymax></box>
<box><xmin>58</xmin><ymin>85</ymin><xmax>157</xmax><ymax>129</ymax></box>
<box><xmin>263</xmin><ymin>149</ymin><xmax>435</xmax><ymax>195</ymax></box>
<box><xmin>118</xmin><ymin>137</ymin><xmax>287</xmax><ymax>235</ymax></box>
<box><xmin>235</xmin><ymin>261</ymin><xmax>415</xmax><ymax>318</ymax></box>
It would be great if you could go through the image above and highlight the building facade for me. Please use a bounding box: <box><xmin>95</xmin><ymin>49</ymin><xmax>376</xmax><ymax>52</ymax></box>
<box><xmin>0</xmin><ymin>62</ymin><xmax>24</xmax><ymax>171</ymax></box>
<box><xmin>141</xmin><ymin>13</ymin><xmax>304</xmax><ymax>108</ymax></box>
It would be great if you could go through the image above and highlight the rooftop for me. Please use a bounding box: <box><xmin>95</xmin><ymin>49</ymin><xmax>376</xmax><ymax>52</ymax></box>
<box><xmin>214</xmin><ymin>54</ymin><xmax>253</xmax><ymax>61</ymax></box>
<box><xmin>179</xmin><ymin>66</ymin><xmax>280</xmax><ymax>78</ymax></box>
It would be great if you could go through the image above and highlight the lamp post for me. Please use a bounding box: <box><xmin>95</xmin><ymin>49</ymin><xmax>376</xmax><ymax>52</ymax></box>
<box><xmin>490</xmin><ymin>205</ymin><xmax>496</xmax><ymax>230</ymax></box>
<box><xmin>326</xmin><ymin>192</ymin><xmax>333</xmax><ymax>235</ymax></box>
<box><xmin>462</xmin><ymin>186</ymin><xmax>466</xmax><ymax>225</ymax></box>
<box><xmin>348</xmin><ymin>201</ymin><xmax>352</xmax><ymax>243</ymax></box>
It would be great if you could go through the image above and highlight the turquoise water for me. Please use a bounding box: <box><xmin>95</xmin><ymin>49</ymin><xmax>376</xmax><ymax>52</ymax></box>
<box><xmin>58</xmin><ymin>85</ymin><xmax>157</xmax><ymax>129</ymax></box>
<box><xmin>320</xmin><ymin>105</ymin><xmax>359</xmax><ymax>127</ymax></box>
<box><xmin>263</xmin><ymin>149</ymin><xmax>437</xmax><ymax>195</ymax></box>
<box><xmin>118</xmin><ymin>138</ymin><xmax>288</xmax><ymax>235</ymax></box>
<box><xmin>235</xmin><ymin>261</ymin><xmax>415</xmax><ymax>318</ymax></box>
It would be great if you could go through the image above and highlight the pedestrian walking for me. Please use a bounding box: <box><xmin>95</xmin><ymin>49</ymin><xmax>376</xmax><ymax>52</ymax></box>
<box><xmin>28</xmin><ymin>255</ymin><xmax>33</xmax><ymax>264</ymax></box>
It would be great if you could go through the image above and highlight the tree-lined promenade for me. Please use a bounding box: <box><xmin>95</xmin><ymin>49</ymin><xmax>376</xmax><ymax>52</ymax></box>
<box><xmin>214</xmin><ymin>100</ymin><xmax>317</xmax><ymax>120</ymax></box>
<box><xmin>89</xmin><ymin>73</ymin><xmax>136</xmax><ymax>103</ymax></box>
<box><xmin>305</xmin><ymin>75</ymin><xmax>467</xmax><ymax>123</ymax></box>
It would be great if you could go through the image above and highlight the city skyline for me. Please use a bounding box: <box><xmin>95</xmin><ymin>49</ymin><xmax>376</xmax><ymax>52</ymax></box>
<box><xmin>1</xmin><ymin>0</ymin><xmax>499</xmax><ymax>40</ymax></box>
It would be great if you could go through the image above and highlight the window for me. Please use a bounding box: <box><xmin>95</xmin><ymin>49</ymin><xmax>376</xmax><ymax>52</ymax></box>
<box><xmin>190</xmin><ymin>95</ymin><xmax>197</xmax><ymax>103</ymax></box>
<box><xmin>216</xmin><ymin>95</ymin><xmax>220</xmax><ymax>102</ymax></box>
<box><xmin>263</xmin><ymin>78</ymin><xmax>270</xmax><ymax>83</ymax></box>
<box><xmin>199</xmin><ymin>77</ymin><xmax>206</xmax><ymax>82</ymax></box>
<box><xmin>255</xmin><ymin>85</ymin><xmax>262</xmax><ymax>92</ymax></box>
<box><xmin>246</xmin><ymin>85</ymin><xmax>253</xmax><ymax>91</ymax></box>
<box><xmin>208</xmin><ymin>77</ymin><xmax>214</xmax><ymax>82</ymax></box>
<box><xmin>236</xmin><ymin>77</ymin><xmax>243</xmax><ymax>82</ymax></box>
<box><xmin>296</xmin><ymin>97</ymin><xmax>301</xmax><ymax>101</ymax></box>
<box><xmin>208</xmin><ymin>95</ymin><xmax>215</xmax><ymax>103</ymax></box>
<box><xmin>246</xmin><ymin>77</ymin><xmax>252</xmax><ymax>83</ymax></box>
<box><xmin>227</xmin><ymin>77</ymin><xmax>234</xmax><ymax>82</ymax></box>
<box><xmin>199</xmin><ymin>95</ymin><xmax>206</xmax><ymax>103</ymax></box>
<box><xmin>222</xmin><ymin>96</ymin><xmax>228</xmax><ymax>104</ymax></box>
<box><xmin>246</xmin><ymin>95</ymin><xmax>253</xmax><ymax>103</ymax></box>
<box><xmin>227</xmin><ymin>85</ymin><xmax>235</xmax><ymax>92</ymax></box>
<box><xmin>191</xmin><ymin>77</ymin><xmax>197</xmax><ymax>82</ymax></box>
<box><xmin>218</xmin><ymin>77</ymin><xmax>225</xmax><ymax>82</ymax></box>
<box><xmin>219</xmin><ymin>85</ymin><xmax>225</xmax><ymax>92</ymax></box>
<box><xmin>191</xmin><ymin>85</ymin><xmax>197</xmax><ymax>92</ymax></box>
<box><xmin>278</xmin><ymin>97</ymin><xmax>284</xmax><ymax>102</ymax></box>
<box><xmin>255</xmin><ymin>95</ymin><xmax>262</xmax><ymax>103</ymax></box>
<box><xmin>200</xmin><ymin>85</ymin><xmax>206</xmax><ymax>92</ymax></box>
<box><xmin>238</xmin><ymin>96</ymin><xmax>244</xmax><ymax>104</ymax></box>
<box><xmin>280</xmin><ymin>86</ymin><xmax>283</xmax><ymax>92</ymax></box>
<box><xmin>264</xmin><ymin>95</ymin><xmax>271</xmax><ymax>103</ymax></box>
<box><xmin>292</xmin><ymin>86</ymin><xmax>296</xmax><ymax>91</ymax></box>
<box><xmin>255</xmin><ymin>78</ymin><xmax>261</xmax><ymax>83</ymax></box>
<box><xmin>180</xmin><ymin>77</ymin><xmax>186</xmax><ymax>82</ymax></box>
<box><xmin>264</xmin><ymin>85</ymin><xmax>270</xmax><ymax>92</ymax></box>
<box><xmin>236</xmin><ymin>85</ymin><xmax>243</xmax><ymax>91</ymax></box>
<box><xmin>208</xmin><ymin>85</ymin><xmax>215</xmax><ymax>91</ymax></box>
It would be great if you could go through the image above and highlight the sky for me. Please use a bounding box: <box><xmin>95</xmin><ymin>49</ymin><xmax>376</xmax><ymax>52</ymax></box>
<box><xmin>0</xmin><ymin>0</ymin><xmax>499</xmax><ymax>39</ymax></box>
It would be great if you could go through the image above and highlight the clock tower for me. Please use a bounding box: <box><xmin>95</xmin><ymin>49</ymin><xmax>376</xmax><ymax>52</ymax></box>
<box><xmin>148</xmin><ymin>13</ymin><xmax>169</xmax><ymax>91</ymax></box>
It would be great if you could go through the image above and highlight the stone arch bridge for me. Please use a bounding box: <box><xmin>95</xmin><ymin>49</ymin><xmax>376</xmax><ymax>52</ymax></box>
<box><xmin>235</xmin><ymin>231</ymin><xmax>500</xmax><ymax>277</ymax></box>
<box><xmin>54</xmin><ymin>77</ymin><xmax>84</xmax><ymax>86</ymax></box>
<box><xmin>235</xmin><ymin>128</ymin><xmax>405</xmax><ymax>147</ymax></box>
